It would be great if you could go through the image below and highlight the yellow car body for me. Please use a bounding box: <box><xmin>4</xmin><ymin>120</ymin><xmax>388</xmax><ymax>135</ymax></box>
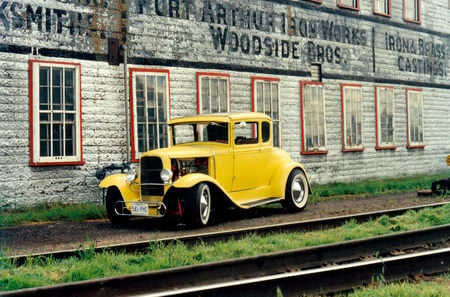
<box><xmin>99</xmin><ymin>112</ymin><xmax>311</xmax><ymax>227</ymax></box>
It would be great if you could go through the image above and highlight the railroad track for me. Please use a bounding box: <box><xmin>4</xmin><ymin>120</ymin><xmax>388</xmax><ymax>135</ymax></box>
<box><xmin>9</xmin><ymin>201</ymin><xmax>449</xmax><ymax>266</ymax></box>
<box><xmin>3</xmin><ymin>225</ymin><xmax>449</xmax><ymax>297</ymax></box>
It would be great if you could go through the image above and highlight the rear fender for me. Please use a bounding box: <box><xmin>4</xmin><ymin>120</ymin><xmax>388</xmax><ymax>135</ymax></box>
<box><xmin>271</xmin><ymin>162</ymin><xmax>312</xmax><ymax>198</ymax></box>
<box><xmin>99</xmin><ymin>174</ymin><xmax>140</xmax><ymax>202</ymax></box>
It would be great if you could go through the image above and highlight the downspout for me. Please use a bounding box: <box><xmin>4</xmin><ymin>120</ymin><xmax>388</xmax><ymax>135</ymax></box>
<box><xmin>122</xmin><ymin>45</ymin><xmax>130</xmax><ymax>163</ymax></box>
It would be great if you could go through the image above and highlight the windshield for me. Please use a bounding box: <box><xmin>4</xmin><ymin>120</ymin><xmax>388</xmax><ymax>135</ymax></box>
<box><xmin>172</xmin><ymin>122</ymin><xmax>229</xmax><ymax>145</ymax></box>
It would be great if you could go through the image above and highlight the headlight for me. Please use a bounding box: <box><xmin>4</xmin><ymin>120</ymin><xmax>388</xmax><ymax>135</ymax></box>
<box><xmin>126</xmin><ymin>169</ymin><xmax>137</xmax><ymax>182</ymax></box>
<box><xmin>160</xmin><ymin>168</ymin><xmax>173</xmax><ymax>183</ymax></box>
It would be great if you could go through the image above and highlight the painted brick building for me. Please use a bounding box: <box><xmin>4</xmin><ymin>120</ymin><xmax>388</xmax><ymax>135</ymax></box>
<box><xmin>0</xmin><ymin>0</ymin><xmax>449</xmax><ymax>208</ymax></box>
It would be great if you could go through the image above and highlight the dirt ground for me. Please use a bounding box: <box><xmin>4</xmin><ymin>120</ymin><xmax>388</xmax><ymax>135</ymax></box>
<box><xmin>1</xmin><ymin>192</ymin><xmax>449</xmax><ymax>256</ymax></box>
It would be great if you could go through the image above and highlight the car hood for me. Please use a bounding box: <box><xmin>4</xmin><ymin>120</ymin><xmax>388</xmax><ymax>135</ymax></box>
<box><xmin>140</xmin><ymin>144</ymin><xmax>227</xmax><ymax>159</ymax></box>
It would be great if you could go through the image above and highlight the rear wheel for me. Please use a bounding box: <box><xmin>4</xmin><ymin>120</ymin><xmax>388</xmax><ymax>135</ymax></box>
<box><xmin>106</xmin><ymin>187</ymin><xmax>130</xmax><ymax>225</ymax></box>
<box><xmin>185</xmin><ymin>183</ymin><xmax>211</xmax><ymax>227</ymax></box>
<box><xmin>283</xmin><ymin>169</ymin><xmax>308</xmax><ymax>211</ymax></box>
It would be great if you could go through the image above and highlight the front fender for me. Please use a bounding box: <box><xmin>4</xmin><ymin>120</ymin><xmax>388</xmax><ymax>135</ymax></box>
<box><xmin>99</xmin><ymin>174</ymin><xmax>140</xmax><ymax>202</ymax></box>
<box><xmin>173</xmin><ymin>173</ymin><xmax>243</xmax><ymax>208</ymax></box>
<box><xmin>271</xmin><ymin>162</ymin><xmax>312</xmax><ymax>198</ymax></box>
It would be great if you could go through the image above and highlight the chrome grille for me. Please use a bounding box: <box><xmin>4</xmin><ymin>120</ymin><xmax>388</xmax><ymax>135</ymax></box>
<box><xmin>140</xmin><ymin>157</ymin><xmax>164</xmax><ymax>196</ymax></box>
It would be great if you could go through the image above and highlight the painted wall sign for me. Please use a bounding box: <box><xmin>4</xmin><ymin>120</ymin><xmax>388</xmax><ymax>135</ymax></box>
<box><xmin>133</xmin><ymin>0</ymin><xmax>372</xmax><ymax>71</ymax></box>
<box><xmin>0</xmin><ymin>0</ymin><xmax>126</xmax><ymax>52</ymax></box>
<box><xmin>385</xmin><ymin>32</ymin><xmax>447</xmax><ymax>77</ymax></box>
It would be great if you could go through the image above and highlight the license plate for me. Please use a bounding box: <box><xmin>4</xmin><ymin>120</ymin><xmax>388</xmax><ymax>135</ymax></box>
<box><xmin>131</xmin><ymin>203</ymin><xmax>148</xmax><ymax>215</ymax></box>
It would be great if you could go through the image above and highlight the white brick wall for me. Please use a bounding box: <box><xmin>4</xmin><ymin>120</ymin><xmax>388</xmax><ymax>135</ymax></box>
<box><xmin>0</xmin><ymin>0</ymin><xmax>449</xmax><ymax>208</ymax></box>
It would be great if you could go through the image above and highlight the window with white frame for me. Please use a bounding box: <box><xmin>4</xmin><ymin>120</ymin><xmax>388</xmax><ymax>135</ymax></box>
<box><xmin>374</xmin><ymin>0</ymin><xmax>391</xmax><ymax>16</ymax></box>
<box><xmin>197</xmin><ymin>73</ymin><xmax>230</xmax><ymax>114</ymax></box>
<box><xmin>131</xmin><ymin>69</ymin><xmax>169</xmax><ymax>160</ymax></box>
<box><xmin>406</xmin><ymin>88</ymin><xmax>424</xmax><ymax>148</ymax></box>
<box><xmin>30</xmin><ymin>60</ymin><xmax>82</xmax><ymax>166</ymax></box>
<box><xmin>341</xmin><ymin>84</ymin><xmax>363</xmax><ymax>151</ymax></box>
<box><xmin>252</xmin><ymin>77</ymin><xmax>281</xmax><ymax>147</ymax></box>
<box><xmin>338</xmin><ymin>0</ymin><xmax>359</xmax><ymax>10</ymax></box>
<box><xmin>375</xmin><ymin>86</ymin><xmax>395</xmax><ymax>148</ymax></box>
<box><xmin>301</xmin><ymin>82</ymin><xmax>327</xmax><ymax>154</ymax></box>
<box><xmin>404</xmin><ymin>0</ymin><xmax>420</xmax><ymax>22</ymax></box>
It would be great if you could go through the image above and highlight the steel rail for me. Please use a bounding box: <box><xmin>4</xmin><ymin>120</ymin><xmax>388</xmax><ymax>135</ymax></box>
<box><xmin>9</xmin><ymin>201</ymin><xmax>449</xmax><ymax>266</ymax></box>
<box><xmin>3</xmin><ymin>224</ymin><xmax>449</xmax><ymax>297</ymax></box>
<box><xmin>137</xmin><ymin>248</ymin><xmax>450</xmax><ymax>297</ymax></box>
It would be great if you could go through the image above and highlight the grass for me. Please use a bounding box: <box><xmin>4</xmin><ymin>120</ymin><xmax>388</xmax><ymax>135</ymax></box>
<box><xmin>309</xmin><ymin>173</ymin><xmax>448</xmax><ymax>202</ymax></box>
<box><xmin>1</xmin><ymin>204</ymin><xmax>449</xmax><ymax>292</ymax></box>
<box><xmin>342</xmin><ymin>274</ymin><xmax>450</xmax><ymax>297</ymax></box>
<box><xmin>1</xmin><ymin>173</ymin><xmax>447</xmax><ymax>228</ymax></box>
<box><xmin>0</xmin><ymin>203</ymin><xmax>106</xmax><ymax>228</ymax></box>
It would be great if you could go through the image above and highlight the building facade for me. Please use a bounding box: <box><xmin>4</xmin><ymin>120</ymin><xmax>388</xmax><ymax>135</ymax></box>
<box><xmin>0</xmin><ymin>0</ymin><xmax>449</xmax><ymax>208</ymax></box>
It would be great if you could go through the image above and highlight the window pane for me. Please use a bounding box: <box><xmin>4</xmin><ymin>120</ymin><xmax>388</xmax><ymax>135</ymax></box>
<box><xmin>201</xmin><ymin>77</ymin><xmax>210</xmax><ymax>114</ymax></box>
<box><xmin>39</xmin><ymin>68</ymin><xmax>50</xmax><ymax>111</ymax></box>
<box><xmin>256</xmin><ymin>82</ymin><xmax>263</xmax><ymax>113</ymax></box>
<box><xmin>219</xmin><ymin>79</ymin><xmax>227</xmax><ymax>112</ymax></box>
<box><xmin>210</xmin><ymin>79</ymin><xmax>218</xmax><ymax>113</ymax></box>
<box><xmin>52</xmin><ymin>124</ymin><xmax>63</xmax><ymax>156</ymax></box>
<box><xmin>65</xmin><ymin>123</ymin><xmax>75</xmax><ymax>156</ymax></box>
<box><xmin>40</xmin><ymin>124</ymin><xmax>50</xmax><ymax>157</ymax></box>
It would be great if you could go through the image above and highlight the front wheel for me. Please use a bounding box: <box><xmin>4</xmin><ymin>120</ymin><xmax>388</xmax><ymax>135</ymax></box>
<box><xmin>283</xmin><ymin>169</ymin><xmax>308</xmax><ymax>211</ymax></box>
<box><xmin>105</xmin><ymin>187</ymin><xmax>130</xmax><ymax>225</ymax></box>
<box><xmin>184</xmin><ymin>183</ymin><xmax>212</xmax><ymax>227</ymax></box>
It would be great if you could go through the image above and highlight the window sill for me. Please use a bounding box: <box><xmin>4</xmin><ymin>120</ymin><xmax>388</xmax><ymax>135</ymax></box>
<box><xmin>376</xmin><ymin>145</ymin><xmax>397</xmax><ymax>150</ymax></box>
<box><xmin>342</xmin><ymin>147</ymin><xmax>365</xmax><ymax>153</ymax></box>
<box><xmin>30</xmin><ymin>161</ymin><xmax>85</xmax><ymax>167</ymax></box>
<box><xmin>301</xmin><ymin>150</ymin><xmax>328</xmax><ymax>155</ymax></box>
<box><xmin>407</xmin><ymin>144</ymin><xmax>425</xmax><ymax>149</ymax></box>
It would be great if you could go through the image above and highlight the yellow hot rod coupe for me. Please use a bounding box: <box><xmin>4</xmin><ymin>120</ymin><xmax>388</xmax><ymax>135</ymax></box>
<box><xmin>99</xmin><ymin>112</ymin><xmax>311</xmax><ymax>227</ymax></box>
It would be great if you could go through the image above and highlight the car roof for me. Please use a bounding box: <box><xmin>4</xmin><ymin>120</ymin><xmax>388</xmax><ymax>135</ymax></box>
<box><xmin>168</xmin><ymin>112</ymin><xmax>271</xmax><ymax>124</ymax></box>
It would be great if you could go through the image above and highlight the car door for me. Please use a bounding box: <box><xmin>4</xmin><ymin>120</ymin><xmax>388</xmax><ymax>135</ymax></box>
<box><xmin>232</xmin><ymin>121</ymin><xmax>274</xmax><ymax>194</ymax></box>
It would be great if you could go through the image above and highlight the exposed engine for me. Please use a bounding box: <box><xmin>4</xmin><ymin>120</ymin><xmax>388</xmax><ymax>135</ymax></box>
<box><xmin>171</xmin><ymin>158</ymin><xmax>209</xmax><ymax>182</ymax></box>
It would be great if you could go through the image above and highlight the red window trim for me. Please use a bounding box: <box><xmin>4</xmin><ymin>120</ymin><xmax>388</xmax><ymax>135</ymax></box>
<box><xmin>373</xmin><ymin>0</ymin><xmax>392</xmax><ymax>17</ymax></box>
<box><xmin>250</xmin><ymin>76</ymin><xmax>280</xmax><ymax>112</ymax></box>
<box><xmin>405</xmin><ymin>87</ymin><xmax>425</xmax><ymax>149</ymax></box>
<box><xmin>29</xmin><ymin>59</ymin><xmax>84</xmax><ymax>167</ymax></box>
<box><xmin>129</xmin><ymin>68</ymin><xmax>171</xmax><ymax>162</ymax></box>
<box><xmin>375</xmin><ymin>85</ymin><xmax>396</xmax><ymax>150</ymax></box>
<box><xmin>341</xmin><ymin>83</ymin><xmax>364</xmax><ymax>153</ymax></box>
<box><xmin>307</xmin><ymin>0</ymin><xmax>322</xmax><ymax>3</ymax></box>
<box><xmin>337</xmin><ymin>0</ymin><xmax>360</xmax><ymax>11</ymax></box>
<box><xmin>196</xmin><ymin>72</ymin><xmax>231</xmax><ymax>115</ymax></box>
<box><xmin>300</xmin><ymin>81</ymin><xmax>328</xmax><ymax>155</ymax></box>
<box><xmin>403</xmin><ymin>0</ymin><xmax>421</xmax><ymax>24</ymax></box>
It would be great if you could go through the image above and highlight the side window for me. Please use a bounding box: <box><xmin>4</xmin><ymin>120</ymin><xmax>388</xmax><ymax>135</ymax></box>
<box><xmin>130</xmin><ymin>69</ymin><xmax>170</xmax><ymax>161</ymax></box>
<box><xmin>375</xmin><ymin>86</ymin><xmax>395</xmax><ymax>149</ymax></box>
<box><xmin>341</xmin><ymin>84</ymin><xmax>364</xmax><ymax>152</ymax></box>
<box><xmin>406</xmin><ymin>88</ymin><xmax>424</xmax><ymax>148</ymax></box>
<box><xmin>262</xmin><ymin>122</ymin><xmax>270</xmax><ymax>143</ymax></box>
<box><xmin>234</xmin><ymin>122</ymin><xmax>258</xmax><ymax>145</ymax></box>
<box><xmin>29</xmin><ymin>60</ymin><xmax>83</xmax><ymax>166</ymax></box>
<box><xmin>197</xmin><ymin>72</ymin><xmax>230</xmax><ymax>114</ymax></box>
<box><xmin>301</xmin><ymin>82</ymin><xmax>327</xmax><ymax>154</ymax></box>
<box><xmin>252</xmin><ymin>77</ymin><xmax>280</xmax><ymax>147</ymax></box>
